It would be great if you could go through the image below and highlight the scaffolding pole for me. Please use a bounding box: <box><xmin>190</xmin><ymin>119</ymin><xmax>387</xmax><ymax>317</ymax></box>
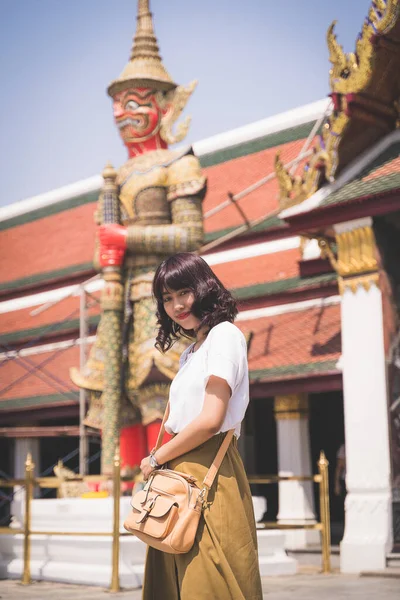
<box><xmin>79</xmin><ymin>285</ymin><xmax>88</xmax><ymax>475</ymax></box>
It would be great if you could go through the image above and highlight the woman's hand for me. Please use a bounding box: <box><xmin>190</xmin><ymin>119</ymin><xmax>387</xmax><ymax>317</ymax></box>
<box><xmin>140</xmin><ymin>455</ymin><xmax>155</xmax><ymax>481</ymax></box>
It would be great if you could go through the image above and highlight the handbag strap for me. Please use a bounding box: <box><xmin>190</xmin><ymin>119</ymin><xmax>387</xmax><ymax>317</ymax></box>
<box><xmin>152</xmin><ymin>401</ymin><xmax>235</xmax><ymax>491</ymax></box>
<box><xmin>202</xmin><ymin>428</ymin><xmax>234</xmax><ymax>490</ymax></box>
<box><xmin>153</xmin><ymin>401</ymin><xmax>171</xmax><ymax>452</ymax></box>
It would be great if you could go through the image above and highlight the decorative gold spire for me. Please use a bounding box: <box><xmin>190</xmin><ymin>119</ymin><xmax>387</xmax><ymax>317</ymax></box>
<box><xmin>108</xmin><ymin>0</ymin><xmax>176</xmax><ymax>97</ymax></box>
<box><xmin>276</xmin><ymin>0</ymin><xmax>400</xmax><ymax>210</ymax></box>
<box><xmin>328</xmin><ymin>0</ymin><xmax>400</xmax><ymax>95</ymax></box>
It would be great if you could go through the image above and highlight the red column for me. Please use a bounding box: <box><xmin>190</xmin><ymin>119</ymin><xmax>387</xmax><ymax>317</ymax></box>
<box><xmin>145</xmin><ymin>420</ymin><xmax>172</xmax><ymax>453</ymax></box>
<box><xmin>120</xmin><ymin>423</ymin><xmax>147</xmax><ymax>471</ymax></box>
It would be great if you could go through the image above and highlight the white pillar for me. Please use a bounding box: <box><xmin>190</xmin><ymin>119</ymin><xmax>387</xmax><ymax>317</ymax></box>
<box><xmin>335</xmin><ymin>219</ymin><xmax>392</xmax><ymax>573</ymax></box>
<box><xmin>11</xmin><ymin>438</ymin><xmax>40</xmax><ymax>528</ymax></box>
<box><xmin>275</xmin><ymin>394</ymin><xmax>319</xmax><ymax>548</ymax></box>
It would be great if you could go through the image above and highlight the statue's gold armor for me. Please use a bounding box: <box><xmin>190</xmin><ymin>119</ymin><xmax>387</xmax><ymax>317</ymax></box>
<box><xmin>72</xmin><ymin>147</ymin><xmax>206</xmax><ymax>427</ymax></box>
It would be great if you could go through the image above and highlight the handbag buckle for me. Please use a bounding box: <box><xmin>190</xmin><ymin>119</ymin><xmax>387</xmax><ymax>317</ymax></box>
<box><xmin>198</xmin><ymin>486</ymin><xmax>209</xmax><ymax>508</ymax></box>
<box><xmin>136</xmin><ymin>494</ymin><xmax>160</xmax><ymax>524</ymax></box>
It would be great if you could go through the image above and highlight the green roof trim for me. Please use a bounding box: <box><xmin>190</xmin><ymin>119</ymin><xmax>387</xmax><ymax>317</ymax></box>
<box><xmin>0</xmin><ymin>262</ymin><xmax>94</xmax><ymax>294</ymax></box>
<box><xmin>321</xmin><ymin>142</ymin><xmax>400</xmax><ymax>208</ymax></box>
<box><xmin>0</xmin><ymin>120</ymin><xmax>317</xmax><ymax>233</ymax></box>
<box><xmin>357</xmin><ymin>142</ymin><xmax>400</xmax><ymax>178</ymax></box>
<box><xmin>0</xmin><ymin>360</ymin><xmax>339</xmax><ymax>411</ymax></box>
<box><xmin>2</xmin><ymin>273</ymin><xmax>337</xmax><ymax>346</ymax></box>
<box><xmin>249</xmin><ymin>359</ymin><xmax>339</xmax><ymax>381</ymax></box>
<box><xmin>199</xmin><ymin>121</ymin><xmax>318</xmax><ymax>168</ymax></box>
<box><xmin>1</xmin><ymin>315</ymin><xmax>100</xmax><ymax>345</ymax></box>
<box><xmin>321</xmin><ymin>173</ymin><xmax>400</xmax><ymax>208</ymax></box>
<box><xmin>0</xmin><ymin>393</ymin><xmax>78</xmax><ymax>411</ymax></box>
<box><xmin>233</xmin><ymin>272</ymin><xmax>337</xmax><ymax>300</ymax></box>
<box><xmin>0</xmin><ymin>190</ymin><xmax>98</xmax><ymax>232</ymax></box>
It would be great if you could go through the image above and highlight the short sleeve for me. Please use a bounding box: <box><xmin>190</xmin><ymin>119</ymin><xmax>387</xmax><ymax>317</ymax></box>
<box><xmin>204</xmin><ymin>323</ymin><xmax>245</xmax><ymax>394</ymax></box>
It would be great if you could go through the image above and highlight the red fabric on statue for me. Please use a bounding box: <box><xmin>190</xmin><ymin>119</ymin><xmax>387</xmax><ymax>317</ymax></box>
<box><xmin>120</xmin><ymin>424</ymin><xmax>147</xmax><ymax>470</ymax></box>
<box><xmin>119</xmin><ymin>422</ymin><xmax>172</xmax><ymax>492</ymax></box>
<box><xmin>146</xmin><ymin>419</ymin><xmax>172</xmax><ymax>451</ymax></box>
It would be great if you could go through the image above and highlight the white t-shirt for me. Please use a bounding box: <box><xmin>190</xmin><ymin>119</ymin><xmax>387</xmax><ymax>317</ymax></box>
<box><xmin>164</xmin><ymin>321</ymin><xmax>249</xmax><ymax>438</ymax></box>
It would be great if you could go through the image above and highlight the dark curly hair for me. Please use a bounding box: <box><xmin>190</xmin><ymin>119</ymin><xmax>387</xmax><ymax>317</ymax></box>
<box><xmin>152</xmin><ymin>252</ymin><xmax>238</xmax><ymax>353</ymax></box>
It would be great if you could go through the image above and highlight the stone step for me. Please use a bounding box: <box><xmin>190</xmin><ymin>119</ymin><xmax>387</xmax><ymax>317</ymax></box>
<box><xmin>256</xmin><ymin>531</ymin><xmax>297</xmax><ymax>575</ymax></box>
<box><xmin>361</xmin><ymin>568</ymin><xmax>400</xmax><ymax>578</ymax></box>
<box><xmin>0</xmin><ymin>529</ymin><xmax>298</xmax><ymax>588</ymax></box>
<box><xmin>258</xmin><ymin>554</ymin><xmax>297</xmax><ymax>577</ymax></box>
<box><xmin>288</xmin><ymin>544</ymin><xmax>340</xmax><ymax>555</ymax></box>
<box><xmin>387</xmin><ymin>553</ymin><xmax>400</xmax><ymax>568</ymax></box>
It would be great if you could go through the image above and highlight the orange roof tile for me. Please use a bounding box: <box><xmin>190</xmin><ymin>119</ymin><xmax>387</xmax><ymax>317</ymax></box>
<box><xmin>0</xmin><ymin>136</ymin><xmax>314</xmax><ymax>289</ymax></box>
<box><xmin>0</xmin><ymin>292</ymin><xmax>101</xmax><ymax>339</ymax></box>
<box><xmin>212</xmin><ymin>247</ymin><xmax>301</xmax><ymax>289</ymax></box>
<box><xmin>203</xmin><ymin>138</ymin><xmax>313</xmax><ymax>233</ymax></box>
<box><xmin>0</xmin><ymin>203</ymin><xmax>97</xmax><ymax>285</ymax></box>
<box><xmin>0</xmin><ymin>302</ymin><xmax>341</xmax><ymax>406</ymax></box>
<box><xmin>1</xmin><ymin>250</ymin><xmax>303</xmax><ymax>341</ymax></box>
<box><xmin>0</xmin><ymin>345</ymin><xmax>80</xmax><ymax>402</ymax></box>
<box><xmin>363</xmin><ymin>155</ymin><xmax>400</xmax><ymax>182</ymax></box>
<box><xmin>239</xmin><ymin>303</ymin><xmax>341</xmax><ymax>376</ymax></box>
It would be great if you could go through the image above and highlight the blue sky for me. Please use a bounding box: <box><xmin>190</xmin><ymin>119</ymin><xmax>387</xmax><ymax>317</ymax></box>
<box><xmin>1</xmin><ymin>0</ymin><xmax>371</xmax><ymax>206</ymax></box>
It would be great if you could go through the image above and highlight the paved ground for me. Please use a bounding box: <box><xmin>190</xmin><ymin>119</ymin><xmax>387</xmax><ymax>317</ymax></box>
<box><xmin>0</xmin><ymin>574</ymin><xmax>399</xmax><ymax>599</ymax></box>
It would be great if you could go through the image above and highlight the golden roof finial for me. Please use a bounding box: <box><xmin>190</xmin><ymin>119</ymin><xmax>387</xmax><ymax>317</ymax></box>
<box><xmin>130</xmin><ymin>0</ymin><xmax>160</xmax><ymax>61</ymax></box>
<box><xmin>102</xmin><ymin>162</ymin><xmax>117</xmax><ymax>181</ymax></box>
<box><xmin>108</xmin><ymin>0</ymin><xmax>176</xmax><ymax>96</ymax></box>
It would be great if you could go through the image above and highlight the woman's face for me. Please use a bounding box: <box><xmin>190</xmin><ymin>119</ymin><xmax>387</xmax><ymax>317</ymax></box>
<box><xmin>162</xmin><ymin>287</ymin><xmax>201</xmax><ymax>331</ymax></box>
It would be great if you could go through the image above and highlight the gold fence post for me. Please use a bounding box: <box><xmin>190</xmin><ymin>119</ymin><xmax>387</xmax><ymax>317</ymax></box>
<box><xmin>21</xmin><ymin>452</ymin><xmax>34</xmax><ymax>585</ymax></box>
<box><xmin>318</xmin><ymin>451</ymin><xmax>331</xmax><ymax>573</ymax></box>
<box><xmin>110</xmin><ymin>446</ymin><xmax>121</xmax><ymax>593</ymax></box>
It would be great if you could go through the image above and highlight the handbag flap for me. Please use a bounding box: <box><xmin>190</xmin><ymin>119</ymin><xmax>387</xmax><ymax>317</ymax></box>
<box><xmin>131</xmin><ymin>490</ymin><xmax>177</xmax><ymax>518</ymax></box>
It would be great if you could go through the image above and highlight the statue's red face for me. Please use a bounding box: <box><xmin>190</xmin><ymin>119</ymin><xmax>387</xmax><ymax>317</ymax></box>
<box><xmin>112</xmin><ymin>88</ymin><xmax>166</xmax><ymax>145</ymax></box>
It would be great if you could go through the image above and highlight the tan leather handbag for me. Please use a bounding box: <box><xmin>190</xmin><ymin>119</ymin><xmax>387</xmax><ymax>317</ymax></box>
<box><xmin>123</xmin><ymin>403</ymin><xmax>234</xmax><ymax>554</ymax></box>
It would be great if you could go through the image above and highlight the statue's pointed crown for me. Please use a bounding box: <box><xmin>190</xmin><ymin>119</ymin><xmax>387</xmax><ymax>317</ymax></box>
<box><xmin>108</xmin><ymin>0</ymin><xmax>176</xmax><ymax>97</ymax></box>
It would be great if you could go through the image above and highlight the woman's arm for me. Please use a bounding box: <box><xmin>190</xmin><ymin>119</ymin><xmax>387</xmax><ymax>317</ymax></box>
<box><xmin>140</xmin><ymin>375</ymin><xmax>231</xmax><ymax>479</ymax></box>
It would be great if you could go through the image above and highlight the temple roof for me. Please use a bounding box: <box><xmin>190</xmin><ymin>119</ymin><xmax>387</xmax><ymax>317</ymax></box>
<box><xmin>4</xmin><ymin>2</ymin><xmax>400</xmax><ymax>422</ymax></box>
<box><xmin>0</xmin><ymin>299</ymin><xmax>341</xmax><ymax>413</ymax></box>
<box><xmin>0</xmin><ymin>100</ymin><xmax>326</xmax><ymax>298</ymax></box>
<box><xmin>0</xmin><ymin>258</ymin><xmax>337</xmax><ymax>348</ymax></box>
<box><xmin>243</xmin><ymin>302</ymin><xmax>341</xmax><ymax>381</ymax></box>
<box><xmin>319</xmin><ymin>143</ymin><xmax>400</xmax><ymax>209</ymax></box>
<box><xmin>280</xmin><ymin>130</ymin><xmax>400</xmax><ymax>227</ymax></box>
<box><xmin>276</xmin><ymin>0</ymin><xmax>400</xmax><ymax>214</ymax></box>
<box><xmin>0</xmin><ymin>345</ymin><xmax>80</xmax><ymax>412</ymax></box>
<box><xmin>0</xmin><ymin>91</ymin><xmax>346</xmax><ymax>419</ymax></box>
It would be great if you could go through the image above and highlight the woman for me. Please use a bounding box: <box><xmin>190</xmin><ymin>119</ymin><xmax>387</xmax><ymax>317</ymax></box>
<box><xmin>140</xmin><ymin>252</ymin><xmax>263</xmax><ymax>600</ymax></box>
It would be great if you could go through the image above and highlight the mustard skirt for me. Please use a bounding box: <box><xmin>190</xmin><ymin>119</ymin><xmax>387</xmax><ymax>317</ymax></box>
<box><xmin>142</xmin><ymin>433</ymin><xmax>263</xmax><ymax>600</ymax></box>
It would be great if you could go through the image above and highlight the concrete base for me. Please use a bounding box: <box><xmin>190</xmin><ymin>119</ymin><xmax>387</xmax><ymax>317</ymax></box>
<box><xmin>0</xmin><ymin>497</ymin><xmax>297</xmax><ymax>587</ymax></box>
<box><xmin>257</xmin><ymin>530</ymin><xmax>297</xmax><ymax>576</ymax></box>
<box><xmin>339</xmin><ymin>491</ymin><xmax>393</xmax><ymax>573</ymax></box>
<box><xmin>280</xmin><ymin>526</ymin><xmax>320</xmax><ymax>550</ymax></box>
<box><xmin>0</xmin><ymin>535</ymin><xmax>145</xmax><ymax>588</ymax></box>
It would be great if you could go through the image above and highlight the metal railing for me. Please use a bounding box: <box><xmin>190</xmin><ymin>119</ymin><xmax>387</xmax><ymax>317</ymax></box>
<box><xmin>0</xmin><ymin>451</ymin><xmax>124</xmax><ymax>592</ymax></box>
<box><xmin>0</xmin><ymin>450</ymin><xmax>331</xmax><ymax>591</ymax></box>
<box><xmin>248</xmin><ymin>451</ymin><xmax>331</xmax><ymax>573</ymax></box>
